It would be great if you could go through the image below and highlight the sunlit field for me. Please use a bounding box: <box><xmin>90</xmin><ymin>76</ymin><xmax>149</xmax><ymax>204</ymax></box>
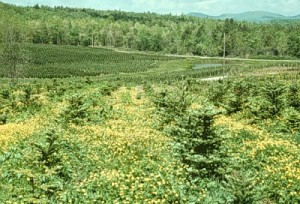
<box><xmin>1</xmin><ymin>2</ymin><xmax>300</xmax><ymax>203</ymax></box>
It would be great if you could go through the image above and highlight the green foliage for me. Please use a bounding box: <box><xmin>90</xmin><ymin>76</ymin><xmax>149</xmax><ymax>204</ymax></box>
<box><xmin>100</xmin><ymin>83</ymin><xmax>120</xmax><ymax>96</ymax></box>
<box><xmin>0</xmin><ymin>84</ymin><xmax>46</xmax><ymax>124</ymax></box>
<box><xmin>47</xmin><ymin>79</ymin><xmax>67</xmax><ymax>98</ymax></box>
<box><xmin>207</xmin><ymin>80</ymin><xmax>229</xmax><ymax>106</ymax></box>
<box><xmin>27</xmin><ymin>129</ymin><xmax>69</xmax><ymax>200</ymax></box>
<box><xmin>209</xmin><ymin>78</ymin><xmax>300</xmax><ymax>125</ymax></box>
<box><xmin>224</xmin><ymin>170</ymin><xmax>262</xmax><ymax>204</ymax></box>
<box><xmin>287</xmin><ymin>82</ymin><xmax>300</xmax><ymax>111</ymax></box>
<box><xmin>0</xmin><ymin>17</ymin><xmax>28</xmax><ymax>84</ymax></box>
<box><xmin>260</xmin><ymin>80</ymin><xmax>286</xmax><ymax>117</ymax></box>
<box><xmin>223</xmin><ymin>80</ymin><xmax>254</xmax><ymax>115</ymax></box>
<box><xmin>282</xmin><ymin>107</ymin><xmax>300</xmax><ymax>132</ymax></box>
<box><xmin>170</xmin><ymin>106</ymin><xmax>225</xmax><ymax>178</ymax></box>
<box><xmin>295</xmin><ymin>132</ymin><xmax>300</xmax><ymax>144</ymax></box>
<box><xmin>1</xmin><ymin>88</ymin><xmax>10</xmax><ymax>99</ymax></box>
<box><xmin>61</xmin><ymin>94</ymin><xmax>90</xmax><ymax>125</ymax></box>
<box><xmin>0</xmin><ymin>32</ymin><xmax>299</xmax><ymax>203</ymax></box>
<box><xmin>2</xmin><ymin>2</ymin><xmax>300</xmax><ymax>59</ymax></box>
<box><xmin>14</xmin><ymin>44</ymin><xmax>173</xmax><ymax>78</ymax></box>
<box><xmin>0</xmin><ymin>128</ymin><xmax>71</xmax><ymax>202</ymax></box>
<box><xmin>241</xmin><ymin>80</ymin><xmax>286</xmax><ymax>120</ymax></box>
<box><xmin>152</xmin><ymin>79</ymin><xmax>192</xmax><ymax>127</ymax></box>
<box><xmin>0</xmin><ymin>113</ymin><xmax>7</xmax><ymax>125</ymax></box>
<box><xmin>0</xmin><ymin>75</ymin><xmax>299</xmax><ymax>203</ymax></box>
<box><xmin>60</xmin><ymin>90</ymin><xmax>113</xmax><ymax>125</ymax></box>
<box><xmin>152</xmin><ymin>80</ymin><xmax>227</xmax><ymax>178</ymax></box>
<box><xmin>85</xmin><ymin>76</ymin><xmax>92</xmax><ymax>85</ymax></box>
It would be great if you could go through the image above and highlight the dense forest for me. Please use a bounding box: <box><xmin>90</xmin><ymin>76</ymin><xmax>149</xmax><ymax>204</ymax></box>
<box><xmin>0</xmin><ymin>2</ymin><xmax>300</xmax><ymax>58</ymax></box>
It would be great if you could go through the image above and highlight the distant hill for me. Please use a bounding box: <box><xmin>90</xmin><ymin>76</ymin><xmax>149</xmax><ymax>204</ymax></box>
<box><xmin>188</xmin><ymin>11</ymin><xmax>300</xmax><ymax>22</ymax></box>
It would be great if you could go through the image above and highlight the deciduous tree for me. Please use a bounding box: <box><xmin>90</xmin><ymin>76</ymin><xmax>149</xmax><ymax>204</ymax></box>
<box><xmin>0</xmin><ymin>18</ymin><xmax>28</xmax><ymax>84</ymax></box>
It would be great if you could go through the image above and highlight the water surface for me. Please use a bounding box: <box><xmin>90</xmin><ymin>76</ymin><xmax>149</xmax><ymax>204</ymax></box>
<box><xmin>193</xmin><ymin>63</ymin><xmax>223</xmax><ymax>70</ymax></box>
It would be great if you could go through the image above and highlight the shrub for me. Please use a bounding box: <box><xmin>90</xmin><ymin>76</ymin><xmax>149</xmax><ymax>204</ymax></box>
<box><xmin>282</xmin><ymin>107</ymin><xmax>300</xmax><ymax>132</ymax></box>
<box><xmin>152</xmin><ymin>80</ymin><xmax>192</xmax><ymax>127</ymax></box>
<box><xmin>170</xmin><ymin>106</ymin><xmax>225</xmax><ymax>178</ymax></box>
<box><xmin>224</xmin><ymin>80</ymin><xmax>253</xmax><ymax>115</ymax></box>
<box><xmin>224</xmin><ymin>170</ymin><xmax>263</xmax><ymax>204</ymax></box>
<box><xmin>0</xmin><ymin>113</ymin><xmax>7</xmax><ymax>125</ymax></box>
<box><xmin>100</xmin><ymin>83</ymin><xmax>119</xmax><ymax>96</ymax></box>
<box><xmin>1</xmin><ymin>88</ymin><xmax>10</xmax><ymax>99</ymax></box>
<box><xmin>244</xmin><ymin>80</ymin><xmax>287</xmax><ymax>121</ymax></box>
<box><xmin>287</xmin><ymin>82</ymin><xmax>300</xmax><ymax>111</ymax></box>
<box><xmin>0</xmin><ymin>128</ymin><xmax>71</xmax><ymax>203</ymax></box>
<box><xmin>61</xmin><ymin>94</ymin><xmax>90</xmax><ymax>125</ymax></box>
<box><xmin>85</xmin><ymin>77</ymin><xmax>92</xmax><ymax>85</ymax></box>
<box><xmin>260</xmin><ymin>80</ymin><xmax>286</xmax><ymax>117</ymax></box>
<box><xmin>207</xmin><ymin>80</ymin><xmax>229</xmax><ymax>107</ymax></box>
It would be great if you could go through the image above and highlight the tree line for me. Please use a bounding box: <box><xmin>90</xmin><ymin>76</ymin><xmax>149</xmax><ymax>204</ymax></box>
<box><xmin>0</xmin><ymin>2</ymin><xmax>300</xmax><ymax>58</ymax></box>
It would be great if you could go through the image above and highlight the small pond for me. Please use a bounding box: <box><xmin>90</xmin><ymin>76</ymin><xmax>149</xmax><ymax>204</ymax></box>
<box><xmin>193</xmin><ymin>63</ymin><xmax>223</xmax><ymax>70</ymax></box>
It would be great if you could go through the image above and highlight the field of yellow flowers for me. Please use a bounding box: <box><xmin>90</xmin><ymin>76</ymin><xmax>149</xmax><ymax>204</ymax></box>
<box><xmin>0</xmin><ymin>83</ymin><xmax>206</xmax><ymax>203</ymax></box>
<box><xmin>216</xmin><ymin>115</ymin><xmax>299</xmax><ymax>202</ymax></box>
<box><xmin>0</xmin><ymin>80</ymin><xmax>299</xmax><ymax>203</ymax></box>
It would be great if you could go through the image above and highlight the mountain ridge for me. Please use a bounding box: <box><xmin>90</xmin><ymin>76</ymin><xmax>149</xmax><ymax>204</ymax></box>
<box><xmin>188</xmin><ymin>11</ymin><xmax>300</xmax><ymax>22</ymax></box>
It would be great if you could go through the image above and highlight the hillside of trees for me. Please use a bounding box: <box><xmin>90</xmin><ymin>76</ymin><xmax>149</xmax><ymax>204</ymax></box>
<box><xmin>0</xmin><ymin>2</ymin><xmax>300</xmax><ymax>58</ymax></box>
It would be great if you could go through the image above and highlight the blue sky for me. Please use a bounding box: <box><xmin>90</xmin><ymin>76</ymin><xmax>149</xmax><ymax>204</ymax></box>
<box><xmin>1</xmin><ymin>0</ymin><xmax>300</xmax><ymax>16</ymax></box>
